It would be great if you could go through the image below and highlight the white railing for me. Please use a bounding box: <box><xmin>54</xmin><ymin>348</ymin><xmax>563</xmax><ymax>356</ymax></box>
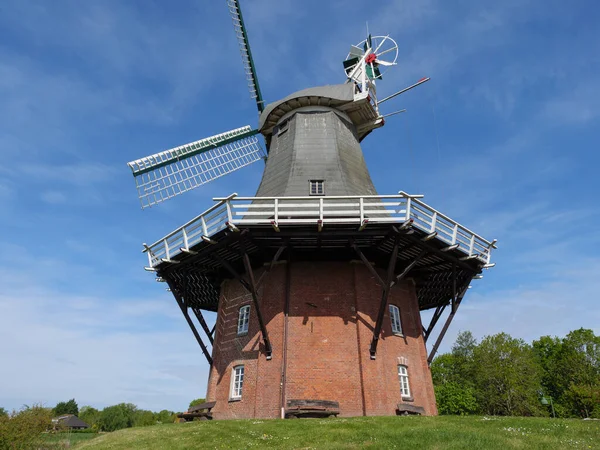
<box><xmin>143</xmin><ymin>192</ymin><xmax>496</xmax><ymax>268</ymax></box>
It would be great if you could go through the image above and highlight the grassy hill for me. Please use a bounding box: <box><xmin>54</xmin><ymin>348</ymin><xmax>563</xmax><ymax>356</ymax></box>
<box><xmin>74</xmin><ymin>416</ymin><xmax>600</xmax><ymax>450</ymax></box>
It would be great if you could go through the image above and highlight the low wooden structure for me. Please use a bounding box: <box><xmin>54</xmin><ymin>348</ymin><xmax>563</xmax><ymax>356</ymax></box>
<box><xmin>177</xmin><ymin>401</ymin><xmax>216</xmax><ymax>421</ymax></box>
<box><xmin>285</xmin><ymin>399</ymin><xmax>340</xmax><ymax>419</ymax></box>
<box><xmin>397</xmin><ymin>404</ymin><xmax>425</xmax><ymax>415</ymax></box>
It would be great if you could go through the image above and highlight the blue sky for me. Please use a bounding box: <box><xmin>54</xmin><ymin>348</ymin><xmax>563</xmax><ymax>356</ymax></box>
<box><xmin>1</xmin><ymin>0</ymin><xmax>599</xmax><ymax>413</ymax></box>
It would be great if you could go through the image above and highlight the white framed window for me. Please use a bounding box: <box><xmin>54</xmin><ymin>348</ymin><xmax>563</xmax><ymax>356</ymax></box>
<box><xmin>389</xmin><ymin>304</ymin><xmax>403</xmax><ymax>335</ymax></box>
<box><xmin>398</xmin><ymin>365</ymin><xmax>411</xmax><ymax>398</ymax></box>
<box><xmin>230</xmin><ymin>365</ymin><xmax>245</xmax><ymax>400</ymax></box>
<box><xmin>237</xmin><ymin>305</ymin><xmax>250</xmax><ymax>335</ymax></box>
<box><xmin>309</xmin><ymin>180</ymin><xmax>325</xmax><ymax>196</ymax></box>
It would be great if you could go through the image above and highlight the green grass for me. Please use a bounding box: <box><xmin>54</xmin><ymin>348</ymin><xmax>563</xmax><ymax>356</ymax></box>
<box><xmin>73</xmin><ymin>416</ymin><xmax>600</xmax><ymax>450</ymax></box>
<box><xmin>41</xmin><ymin>432</ymin><xmax>99</xmax><ymax>448</ymax></box>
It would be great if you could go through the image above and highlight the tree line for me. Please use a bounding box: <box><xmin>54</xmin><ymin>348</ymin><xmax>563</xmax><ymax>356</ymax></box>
<box><xmin>431</xmin><ymin>328</ymin><xmax>600</xmax><ymax>418</ymax></box>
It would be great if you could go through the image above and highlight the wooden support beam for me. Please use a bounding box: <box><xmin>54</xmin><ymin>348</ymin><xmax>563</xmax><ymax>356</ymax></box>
<box><xmin>423</xmin><ymin>304</ymin><xmax>446</xmax><ymax>343</ymax></box>
<box><xmin>256</xmin><ymin>245</ymin><xmax>286</xmax><ymax>289</ymax></box>
<box><xmin>369</xmin><ymin>236</ymin><xmax>400</xmax><ymax>359</ymax></box>
<box><xmin>352</xmin><ymin>244</ymin><xmax>385</xmax><ymax>286</ymax></box>
<box><xmin>427</xmin><ymin>284</ymin><xmax>469</xmax><ymax>364</ymax></box>
<box><xmin>192</xmin><ymin>307</ymin><xmax>214</xmax><ymax>345</ymax></box>
<box><xmin>241</xmin><ymin>251</ymin><xmax>273</xmax><ymax>360</ymax></box>
<box><xmin>166</xmin><ymin>280</ymin><xmax>213</xmax><ymax>365</ymax></box>
<box><xmin>213</xmin><ymin>248</ymin><xmax>273</xmax><ymax>360</ymax></box>
<box><xmin>391</xmin><ymin>250</ymin><xmax>428</xmax><ymax>287</ymax></box>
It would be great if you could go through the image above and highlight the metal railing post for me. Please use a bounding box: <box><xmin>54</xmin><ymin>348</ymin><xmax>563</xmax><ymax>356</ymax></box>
<box><xmin>359</xmin><ymin>197</ymin><xmax>364</xmax><ymax>222</ymax></box>
<box><xmin>319</xmin><ymin>198</ymin><xmax>324</xmax><ymax>222</ymax></box>
<box><xmin>164</xmin><ymin>239</ymin><xmax>170</xmax><ymax>260</ymax></box>
<box><xmin>182</xmin><ymin>228</ymin><xmax>189</xmax><ymax>251</ymax></box>
<box><xmin>201</xmin><ymin>216</ymin><xmax>208</xmax><ymax>236</ymax></box>
<box><xmin>431</xmin><ymin>212</ymin><xmax>438</xmax><ymax>233</ymax></box>
<box><xmin>226</xmin><ymin>199</ymin><xmax>233</xmax><ymax>223</ymax></box>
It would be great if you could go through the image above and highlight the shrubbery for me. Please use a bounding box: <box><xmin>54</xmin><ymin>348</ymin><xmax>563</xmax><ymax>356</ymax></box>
<box><xmin>432</xmin><ymin>328</ymin><xmax>600</xmax><ymax>418</ymax></box>
<box><xmin>0</xmin><ymin>405</ymin><xmax>52</xmax><ymax>450</ymax></box>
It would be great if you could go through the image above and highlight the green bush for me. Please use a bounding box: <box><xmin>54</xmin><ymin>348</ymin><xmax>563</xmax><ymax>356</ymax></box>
<box><xmin>0</xmin><ymin>405</ymin><xmax>52</xmax><ymax>450</ymax></box>
<box><xmin>98</xmin><ymin>404</ymin><xmax>134</xmax><ymax>432</ymax></box>
<box><xmin>53</xmin><ymin>399</ymin><xmax>78</xmax><ymax>417</ymax></box>
<box><xmin>189</xmin><ymin>398</ymin><xmax>206</xmax><ymax>408</ymax></box>
<box><xmin>435</xmin><ymin>382</ymin><xmax>478</xmax><ymax>415</ymax></box>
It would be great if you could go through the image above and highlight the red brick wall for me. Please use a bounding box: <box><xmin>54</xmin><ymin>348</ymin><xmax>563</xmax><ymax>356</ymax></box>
<box><xmin>206</xmin><ymin>261</ymin><xmax>437</xmax><ymax>419</ymax></box>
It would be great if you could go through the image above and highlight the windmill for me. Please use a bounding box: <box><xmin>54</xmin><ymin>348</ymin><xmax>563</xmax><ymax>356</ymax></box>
<box><xmin>128</xmin><ymin>0</ymin><xmax>496</xmax><ymax>420</ymax></box>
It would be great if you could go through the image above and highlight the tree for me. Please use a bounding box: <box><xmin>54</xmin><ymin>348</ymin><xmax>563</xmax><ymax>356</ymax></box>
<box><xmin>189</xmin><ymin>398</ymin><xmax>206</xmax><ymax>408</ymax></box>
<box><xmin>451</xmin><ymin>330</ymin><xmax>477</xmax><ymax>388</ymax></box>
<box><xmin>79</xmin><ymin>406</ymin><xmax>101</xmax><ymax>428</ymax></box>
<box><xmin>133</xmin><ymin>409</ymin><xmax>156</xmax><ymax>427</ymax></box>
<box><xmin>435</xmin><ymin>382</ymin><xmax>478</xmax><ymax>415</ymax></box>
<box><xmin>98</xmin><ymin>403</ymin><xmax>137</xmax><ymax>432</ymax></box>
<box><xmin>0</xmin><ymin>408</ymin><xmax>7</xmax><ymax>418</ymax></box>
<box><xmin>0</xmin><ymin>404</ymin><xmax>52</xmax><ymax>450</ymax></box>
<box><xmin>155</xmin><ymin>409</ymin><xmax>174</xmax><ymax>424</ymax></box>
<box><xmin>534</xmin><ymin>329</ymin><xmax>600</xmax><ymax>418</ymax></box>
<box><xmin>53</xmin><ymin>398</ymin><xmax>78</xmax><ymax>416</ymax></box>
<box><xmin>473</xmin><ymin>333</ymin><xmax>542</xmax><ymax>416</ymax></box>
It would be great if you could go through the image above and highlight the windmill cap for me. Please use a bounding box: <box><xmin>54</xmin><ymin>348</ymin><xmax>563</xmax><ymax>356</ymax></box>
<box><xmin>259</xmin><ymin>84</ymin><xmax>355</xmax><ymax>135</ymax></box>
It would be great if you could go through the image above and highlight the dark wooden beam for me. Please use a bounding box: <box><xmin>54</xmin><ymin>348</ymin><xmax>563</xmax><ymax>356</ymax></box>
<box><xmin>391</xmin><ymin>249</ymin><xmax>428</xmax><ymax>287</ymax></box>
<box><xmin>213</xmin><ymin>247</ymin><xmax>273</xmax><ymax>360</ymax></box>
<box><xmin>166</xmin><ymin>279</ymin><xmax>213</xmax><ymax>365</ymax></box>
<box><xmin>369</xmin><ymin>236</ymin><xmax>400</xmax><ymax>359</ymax></box>
<box><xmin>191</xmin><ymin>307</ymin><xmax>214</xmax><ymax>345</ymax></box>
<box><xmin>427</xmin><ymin>284</ymin><xmax>469</xmax><ymax>364</ymax></box>
<box><xmin>352</xmin><ymin>243</ymin><xmax>385</xmax><ymax>286</ymax></box>
<box><xmin>256</xmin><ymin>245</ymin><xmax>286</xmax><ymax>289</ymax></box>
<box><xmin>241</xmin><ymin>250</ymin><xmax>273</xmax><ymax>360</ymax></box>
<box><xmin>423</xmin><ymin>304</ymin><xmax>446</xmax><ymax>343</ymax></box>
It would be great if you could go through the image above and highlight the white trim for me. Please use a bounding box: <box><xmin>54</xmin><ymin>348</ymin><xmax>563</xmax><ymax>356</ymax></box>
<box><xmin>389</xmin><ymin>304</ymin><xmax>403</xmax><ymax>335</ymax></box>
<box><xmin>309</xmin><ymin>180</ymin><xmax>325</xmax><ymax>196</ymax></box>
<box><xmin>398</xmin><ymin>364</ymin><xmax>411</xmax><ymax>398</ymax></box>
<box><xmin>230</xmin><ymin>365</ymin><xmax>245</xmax><ymax>400</ymax></box>
<box><xmin>143</xmin><ymin>192</ymin><xmax>496</xmax><ymax>268</ymax></box>
<box><xmin>237</xmin><ymin>305</ymin><xmax>250</xmax><ymax>335</ymax></box>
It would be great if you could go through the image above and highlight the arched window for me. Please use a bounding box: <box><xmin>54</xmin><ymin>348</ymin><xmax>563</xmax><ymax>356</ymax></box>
<box><xmin>389</xmin><ymin>304</ymin><xmax>403</xmax><ymax>335</ymax></box>
<box><xmin>237</xmin><ymin>305</ymin><xmax>250</xmax><ymax>335</ymax></box>
<box><xmin>230</xmin><ymin>365</ymin><xmax>245</xmax><ymax>400</ymax></box>
<box><xmin>398</xmin><ymin>365</ymin><xmax>411</xmax><ymax>398</ymax></box>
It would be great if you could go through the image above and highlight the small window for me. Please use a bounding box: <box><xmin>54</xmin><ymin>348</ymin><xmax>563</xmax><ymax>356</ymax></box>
<box><xmin>230</xmin><ymin>365</ymin><xmax>245</xmax><ymax>399</ymax></box>
<box><xmin>389</xmin><ymin>304</ymin><xmax>403</xmax><ymax>335</ymax></box>
<box><xmin>237</xmin><ymin>305</ymin><xmax>250</xmax><ymax>335</ymax></box>
<box><xmin>398</xmin><ymin>365</ymin><xmax>411</xmax><ymax>398</ymax></box>
<box><xmin>309</xmin><ymin>180</ymin><xmax>325</xmax><ymax>196</ymax></box>
<box><xmin>276</xmin><ymin>120</ymin><xmax>289</xmax><ymax>136</ymax></box>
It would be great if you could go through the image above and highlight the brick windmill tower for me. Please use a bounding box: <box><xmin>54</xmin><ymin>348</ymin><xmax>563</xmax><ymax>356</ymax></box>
<box><xmin>127</xmin><ymin>0</ymin><xmax>496</xmax><ymax>419</ymax></box>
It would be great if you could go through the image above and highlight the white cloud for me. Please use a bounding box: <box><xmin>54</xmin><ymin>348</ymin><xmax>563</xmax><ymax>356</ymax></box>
<box><xmin>0</xmin><ymin>283</ymin><xmax>212</xmax><ymax>412</ymax></box>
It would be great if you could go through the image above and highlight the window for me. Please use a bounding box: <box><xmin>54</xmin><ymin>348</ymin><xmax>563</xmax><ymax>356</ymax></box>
<box><xmin>389</xmin><ymin>304</ymin><xmax>403</xmax><ymax>335</ymax></box>
<box><xmin>237</xmin><ymin>305</ymin><xmax>250</xmax><ymax>335</ymax></box>
<box><xmin>230</xmin><ymin>365</ymin><xmax>245</xmax><ymax>400</ymax></box>
<box><xmin>398</xmin><ymin>365</ymin><xmax>411</xmax><ymax>398</ymax></box>
<box><xmin>276</xmin><ymin>120</ymin><xmax>289</xmax><ymax>136</ymax></box>
<box><xmin>309</xmin><ymin>180</ymin><xmax>325</xmax><ymax>196</ymax></box>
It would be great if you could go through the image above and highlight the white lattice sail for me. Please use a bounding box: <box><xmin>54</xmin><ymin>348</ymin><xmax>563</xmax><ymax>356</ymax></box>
<box><xmin>127</xmin><ymin>126</ymin><xmax>264</xmax><ymax>209</ymax></box>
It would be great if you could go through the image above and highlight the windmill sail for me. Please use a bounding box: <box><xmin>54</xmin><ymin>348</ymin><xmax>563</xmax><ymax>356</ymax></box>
<box><xmin>127</xmin><ymin>126</ymin><xmax>264</xmax><ymax>209</ymax></box>
<box><xmin>227</xmin><ymin>0</ymin><xmax>264</xmax><ymax>113</ymax></box>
